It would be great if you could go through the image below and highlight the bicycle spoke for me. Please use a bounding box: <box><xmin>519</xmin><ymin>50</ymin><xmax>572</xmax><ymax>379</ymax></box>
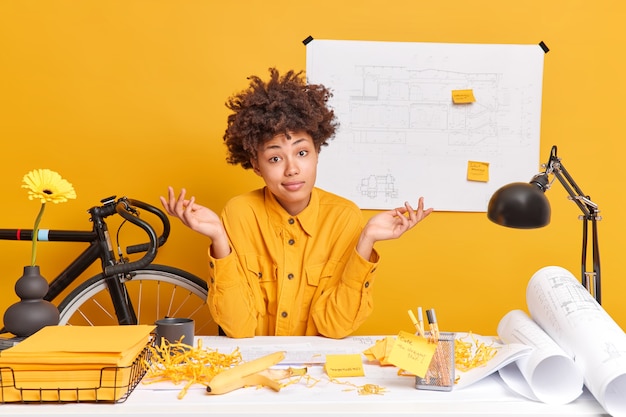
<box><xmin>91</xmin><ymin>298</ymin><xmax>116</xmax><ymax>320</ymax></box>
<box><xmin>76</xmin><ymin>309</ymin><xmax>94</xmax><ymax>326</ymax></box>
<box><xmin>188</xmin><ymin>303</ymin><xmax>212</xmax><ymax>334</ymax></box>
<box><xmin>166</xmin><ymin>284</ymin><xmax>177</xmax><ymax>317</ymax></box>
<box><xmin>57</xmin><ymin>266</ymin><xmax>215</xmax><ymax>334</ymax></box>
<box><xmin>169</xmin><ymin>291</ymin><xmax>194</xmax><ymax>318</ymax></box>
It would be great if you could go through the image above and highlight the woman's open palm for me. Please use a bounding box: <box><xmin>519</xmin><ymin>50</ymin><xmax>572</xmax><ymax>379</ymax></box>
<box><xmin>366</xmin><ymin>198</ymin><xmax>433</xmax><ymax>242</ymax></box>
<box><xmin>160</xmin><ymin>187</ymin><xmax>224</xmax><ymax>240</ymax></box>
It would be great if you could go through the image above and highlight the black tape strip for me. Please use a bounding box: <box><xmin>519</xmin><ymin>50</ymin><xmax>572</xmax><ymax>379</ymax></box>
<box><xmin>539</xmin><ymin>41</ymin><xmax>549</xmax><ymax>53</ymax></box>
<box><xmin>302</xmin><ymin>35</ymin><xmax>314</xmax><ymax>45</ymax></box>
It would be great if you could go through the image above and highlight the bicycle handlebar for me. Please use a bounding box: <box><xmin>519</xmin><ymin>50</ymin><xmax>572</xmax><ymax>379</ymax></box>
<box><xmin>125</xmin><ymin>199</ymin><xmax>171</xmax><ymax>254</ymax></box>
<box><xmin>102</xmin><ymin>197</ymin><xmax>171</xmax><ymax>276</ymax></box>
<box><xmin>0</xmin><ymin>195</ymin><xmax>172</xmax><ymax>277</ymax></box>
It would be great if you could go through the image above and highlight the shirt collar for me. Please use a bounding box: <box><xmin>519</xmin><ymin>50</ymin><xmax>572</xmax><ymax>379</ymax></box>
<box><xmin>264</xmin><ymin>187</ymin><xmax>319</xmax><ymax>237</ymax></box>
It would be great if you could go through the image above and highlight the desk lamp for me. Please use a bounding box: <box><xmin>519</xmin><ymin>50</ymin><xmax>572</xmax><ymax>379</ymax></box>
<box><xmin>487</xmin><ymin>145</ymin><xmax>602</xmax><ymax>303</ymax></box>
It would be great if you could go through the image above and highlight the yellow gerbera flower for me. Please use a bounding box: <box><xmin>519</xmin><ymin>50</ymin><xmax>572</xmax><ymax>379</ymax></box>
<box><xmin>21</xmin><ymin>169</ymin><xmax>77</xmax><ymax>266</ymax></box>
<box><xmin>22</xmin><ymin>169</ymin><xmax>77</xmax><ymax>203</ymax></box>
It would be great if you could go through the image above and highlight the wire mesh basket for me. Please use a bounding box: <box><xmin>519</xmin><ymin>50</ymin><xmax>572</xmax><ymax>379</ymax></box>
<box><xmin>415</xmin><ymin>331</ymin><xmax>455</xmax><ymax>392</ymax></box>
<box><xmin>0</xmin><ymin>338</ymin><xmax>154</xmax><ymax>404</ymax></box>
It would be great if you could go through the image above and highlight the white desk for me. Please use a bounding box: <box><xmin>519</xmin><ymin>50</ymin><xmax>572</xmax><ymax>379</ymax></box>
<box><xmin>0</xmin><ymin>336</ymin><xmax>611</xmax><ymax>417</ymax></box>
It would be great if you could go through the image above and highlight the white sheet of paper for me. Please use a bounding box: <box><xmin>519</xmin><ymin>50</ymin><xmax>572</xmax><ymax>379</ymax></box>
<box><xmin>453</xmin><ymin>333</ymin><xmax>532</xmax><ymax>389</ymax></box>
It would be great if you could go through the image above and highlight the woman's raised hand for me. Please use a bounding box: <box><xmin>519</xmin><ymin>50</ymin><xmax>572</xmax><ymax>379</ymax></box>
<box><xmin>160</xmin><ymin>187</ymin><xmax>224</xmax><ymax>239</ymax></box>
<box><xmin>365</xmin><ymin>197</ymin><xmax>433</xmax><ymax>242</ymax></box>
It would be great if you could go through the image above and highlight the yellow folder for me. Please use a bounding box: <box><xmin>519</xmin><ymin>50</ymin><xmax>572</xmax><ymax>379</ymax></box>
<box><xmin>0</xmin><ymin>325</ymin><xmax>154</xmax><ymax>402</ymax></box>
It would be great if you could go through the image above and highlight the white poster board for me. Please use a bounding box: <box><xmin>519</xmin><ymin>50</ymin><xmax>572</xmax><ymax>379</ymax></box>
<box><xmin>306</xmin><ymin>40</ymin><xmax>545</xmax><ymax>212</ymax></box>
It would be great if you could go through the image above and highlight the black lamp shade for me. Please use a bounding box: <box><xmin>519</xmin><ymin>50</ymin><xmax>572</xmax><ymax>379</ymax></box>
<box><xmin>487</xmin><ymin>182</ymin><xmax>551</xmax><ymax>229</ymax></box>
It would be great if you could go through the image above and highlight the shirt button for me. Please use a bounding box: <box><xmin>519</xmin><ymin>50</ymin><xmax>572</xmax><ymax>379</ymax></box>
<box><xmin>281</xmin><ymin>311</ymin><xmax>288</xmax><ymax>318</ymax></box>
<box><xmin>287</xmin><ymin>273</ymin><xmax>294</xmax><ymax>280</ymax></box>
<box><xmin>210</xmin><ymin>277</ymin><xmax>215</xmax><ymax>284</ymax></box>
<box><xmin>364</xmin><ymin>281</ymin><xmax>370</xmax><ymax>288</ymax></box>
<box><xmin>258</xmin><ymin>272</ymin><xmax>263</xmax><ymax>278</ymax></box>
<box><xmin>288</xmin><ymin>239</ymin><xmax>295</xmax><ymax>245</ymax></box>
<box><xmin>209</xmin><ymin>261</ymin><xmax>214</xmax><ymax>268</ymax></box>
<box><xmin>371</xmin><ymin>267</ymin><xmax>376</xmax><ymax>273</ymax></box>
<box><xmin>288</xmin><ymin>218</ymin><xmax>295</xmax><ymax>224</ymax></box>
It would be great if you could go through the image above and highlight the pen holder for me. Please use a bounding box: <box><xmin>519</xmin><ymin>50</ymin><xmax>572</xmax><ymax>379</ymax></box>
<box><xmin>415</xmin><ymin>332</ymin><xmax>455</xmax><ymax>392</ymax></box>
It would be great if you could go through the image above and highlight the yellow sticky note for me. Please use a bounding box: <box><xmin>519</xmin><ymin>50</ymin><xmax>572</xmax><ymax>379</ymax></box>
<box><xmin>452</xmin><ymin>89</ymin><xmax>475</xmax><ymax>104</ymax></box>
<box><xmin>467</xmin><ymin>160</ymin><xmax>489</xmax><ymax>182</ymax></box>
<box><xmin>387</xmin><ymin>331</ymin><xmax>437</xmax><ymax>378</ymax></box>
<box><xmin>325</xmin><ymin>354</ymin><xmax>365</xmax><ymax>378</ymax></box>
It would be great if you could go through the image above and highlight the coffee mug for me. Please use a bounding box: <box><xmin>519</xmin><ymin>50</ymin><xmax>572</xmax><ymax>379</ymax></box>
<box><xmin>155</xmin><ymin>317</ymin><xmax>195</xmax><ymax>347</ymax></box>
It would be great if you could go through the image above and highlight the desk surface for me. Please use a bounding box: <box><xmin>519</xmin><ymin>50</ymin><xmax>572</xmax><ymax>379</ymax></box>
<box><xmin>0</xmin><ymin>336</ymin><xmax>611</xmax><ymax>417</ymax></box>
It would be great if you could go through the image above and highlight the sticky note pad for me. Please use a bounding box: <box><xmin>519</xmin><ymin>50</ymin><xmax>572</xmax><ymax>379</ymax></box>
<box><xmin>467</xmin><ymin>161</ymin><xmax>489</xmax><ymax>182</ymax></box>
<box><xmin>452</xmin><ymin>89</ymin><xmax>475</xmax><ymax>104</ymax></box>
<box><xmin>325</xmin><ymin>354</ymin><xmax>365</xmax><ymax>378</ymax></box>
<box><xmin>387</xmin><ymin>331</ymin><xmax>437</xmax><ymax>378</ymax></box>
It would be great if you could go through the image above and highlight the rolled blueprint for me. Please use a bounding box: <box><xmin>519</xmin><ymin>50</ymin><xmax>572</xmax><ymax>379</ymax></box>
<box><xmin>526</xmin><ymin>266</ymin><xmax>626</xmax><ymax>417</ymax></box>
<box><xmin>497</xmin><ymin>309</ymin><xmax>583</xmax><ymax>404</ymax></box>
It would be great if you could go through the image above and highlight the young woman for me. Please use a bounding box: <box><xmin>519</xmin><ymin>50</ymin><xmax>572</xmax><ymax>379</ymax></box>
<box><xmin>161</xmin><ymin>68</ymin><xmax>432</xmax><ymax>338</ymax></box>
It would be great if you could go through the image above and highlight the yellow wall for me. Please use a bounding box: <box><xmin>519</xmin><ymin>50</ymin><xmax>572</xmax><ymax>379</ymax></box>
<box><xmin>1</xmin><ymin>0</ymin><xmax>624</xmax><ymax>336</ymax></box>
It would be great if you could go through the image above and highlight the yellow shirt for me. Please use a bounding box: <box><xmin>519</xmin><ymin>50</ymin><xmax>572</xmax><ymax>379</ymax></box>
<box><xmin>207</xmin><ymin>187</ymin><xmax>379</xmax><ymax>339</ymax></box>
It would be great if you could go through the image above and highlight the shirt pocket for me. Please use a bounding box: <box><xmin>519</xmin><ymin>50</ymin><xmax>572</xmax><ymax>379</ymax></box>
<box><xmin>244</xmin><ymin>254</ymin><xmax>277</xmax><ymax>316</ymax></box>
<box><xmin>302</xmin><ymin>260</ymin><xmax>338</xmax><ymax>320</ymax></box>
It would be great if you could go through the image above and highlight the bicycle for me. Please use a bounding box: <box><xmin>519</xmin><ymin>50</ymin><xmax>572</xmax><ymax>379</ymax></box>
<box><xmin>0</xmin><ymin>195</ymin><xmax>216</xmax><ymax>336</ymax></box>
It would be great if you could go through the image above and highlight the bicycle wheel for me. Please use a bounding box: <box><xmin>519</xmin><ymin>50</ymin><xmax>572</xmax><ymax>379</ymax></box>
<box><xmin>56</xmin><ymin>265</ymin><xmax>217</xmax><ymax>335</ymax></box>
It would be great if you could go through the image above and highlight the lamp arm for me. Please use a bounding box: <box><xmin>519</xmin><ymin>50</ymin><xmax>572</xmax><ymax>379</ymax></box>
<box><xmin>591</xmin><ymin>217</ymin><xmax>601</xmax><ymax>303</ymax></box>
<box><xmin>547</xmin><ymin>153</ymin><xmax>601</xmax><ymax>303</ymax></box>
<box><xmin>550</xmin><ymin>160</ymin><xmax>599</xmax><ymax>220</ymax></box>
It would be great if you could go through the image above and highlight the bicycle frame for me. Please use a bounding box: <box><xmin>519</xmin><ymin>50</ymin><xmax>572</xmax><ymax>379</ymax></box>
<box><xmin>0</xmin><ymin>196</ymin><xmax>169</xmax><ymax>329</ymax></box>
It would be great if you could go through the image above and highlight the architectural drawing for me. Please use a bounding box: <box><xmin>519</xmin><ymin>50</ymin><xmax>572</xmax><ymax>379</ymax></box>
<box><xmin>307</xmin><ymin>40</ymin><xmax>545</xmax><ymax>211</ymax></box>
<box><xmin>359</xmin><ymin>173</ymin><xmax>398</xmax><ymax>200</ymax></box>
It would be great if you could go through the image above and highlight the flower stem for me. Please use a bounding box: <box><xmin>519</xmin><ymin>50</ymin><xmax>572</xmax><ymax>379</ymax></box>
<box><xmin>31</xmin><ymin>203</ymin><xmax>46</xmax><ymax>266</ymax></box>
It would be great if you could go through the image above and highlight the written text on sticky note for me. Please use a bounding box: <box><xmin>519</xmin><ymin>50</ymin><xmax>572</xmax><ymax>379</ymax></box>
<box><xmin>452</xmin><ymin>89</ymin><xmax>475</xmax><ymax>104</ymax></box>
<box><xmin>467</xmin><ymin>160</ymin><xmax>489</xmax><ymax>182</ymax></box>
<box><xmin>325</xmin><ymin>354</ymin><xmax>365</xmax><ymax>378</ymax></box>
<box><xmin>387</xmin><ymin>331</ymin><xmax>437</xmax><ymax>378</ymax></box>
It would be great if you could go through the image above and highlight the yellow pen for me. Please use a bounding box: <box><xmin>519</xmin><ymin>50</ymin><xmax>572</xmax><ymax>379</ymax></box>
<box><xmin>407</xmin><ymin>309</ymin><xmax>425</xmax><ymax>337</ymax></box>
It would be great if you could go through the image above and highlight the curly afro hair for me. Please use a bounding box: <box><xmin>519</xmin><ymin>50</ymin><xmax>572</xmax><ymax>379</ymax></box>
<box><xmin>223</xmin><ymin>68</ymin><xmax>339</xmax><ymax>169</ymax></box>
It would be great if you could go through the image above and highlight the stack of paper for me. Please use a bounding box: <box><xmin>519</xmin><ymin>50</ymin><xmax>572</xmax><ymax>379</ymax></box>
<box><xmin>0</xmin><ymin>325</ymin><xmax>154</xmax><ymax>402</ymax></box>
